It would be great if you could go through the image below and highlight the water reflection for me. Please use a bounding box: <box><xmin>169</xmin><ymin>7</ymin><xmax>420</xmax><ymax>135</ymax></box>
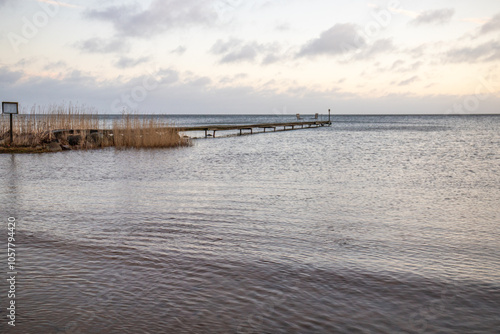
<box><xmin>1</xmin><ymin>155</ymin><xmax>20</xmax><ymax>215</ymax></box>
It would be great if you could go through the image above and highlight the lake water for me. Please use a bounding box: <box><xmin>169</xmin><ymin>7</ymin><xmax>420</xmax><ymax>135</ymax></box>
<box><xmin>1</xmin><ymin>115</ymin><xmax>499</xmax><ymax>333</ymax></box>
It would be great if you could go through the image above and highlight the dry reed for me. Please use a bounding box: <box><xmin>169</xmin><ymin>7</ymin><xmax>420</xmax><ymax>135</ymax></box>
<box><xmin>112</xmin><ymin>115</ymin><xmax>186</xmax><ymax>149</ymax></box>
<box><xmin>0</xmin><ymin>103</ymin><xmax>188</xmax><ymax>150</ymax></box>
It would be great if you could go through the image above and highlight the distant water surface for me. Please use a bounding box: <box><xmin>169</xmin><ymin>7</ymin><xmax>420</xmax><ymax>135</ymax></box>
<box><xmin>1</xmin><ymin>115</ymin><xmax>499</xmax><ymax>333</ymax></box>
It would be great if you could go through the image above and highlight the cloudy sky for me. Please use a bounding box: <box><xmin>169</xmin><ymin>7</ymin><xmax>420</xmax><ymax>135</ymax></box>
<box><xmin>0</xmin><ymin>0</ymin><xmax>499</xmax><ymax>114</ymax></box>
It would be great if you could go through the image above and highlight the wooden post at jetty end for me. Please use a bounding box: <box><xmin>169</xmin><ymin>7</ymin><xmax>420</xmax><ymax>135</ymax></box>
<box><xmin>328</xmin><ymin>109</ymin><xmax>331</xmax><ymax>123</ymax></box>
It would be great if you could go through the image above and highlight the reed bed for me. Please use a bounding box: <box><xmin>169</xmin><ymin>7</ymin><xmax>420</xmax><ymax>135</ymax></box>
<box><xmin>112</xmin><ymin>115</ymin><xmax>186</xmax><ymax>149</ymax></box>
<box><xmin>0</xmin><ymin>103</ymin><xmax>98</xmax><ymax>146</ymax></box>
<box><xmin>0</xmin><ymin>103</ymin><xmax>188</xmax><ymax>151</ymax></box>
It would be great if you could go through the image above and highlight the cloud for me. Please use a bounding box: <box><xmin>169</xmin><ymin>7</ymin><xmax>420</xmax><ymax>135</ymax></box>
<box><xmin>115</xmin><ymin>56</ymin><xmax>150</xmax><ymax>69</ymax></box>
<box><xmin>388</xmin><ymin>60</ymin><xmax>423</xmax><ymax>73</ymax></box>
<box><xmin>15</xmin><ymin>58</ymin><xmax>36</xmax><ymax>67</ymax></box>
<box><xmin>222</xmin><ymin>44</ymin><xmax>258</xmax><ymax>63</ymax></box>
<box><xmin>85</xmin><ymin>0</ymin><xmax>219</xmax><ymax>37</ymax></box>
<box><xmin>44</xmin><ymin>60</ymin><xmax>68</xmax><ymax>71</ymax></box>
<box><xmin>407</xmin><ymin>44</ymin><xmax>426</xmax><ymax>58</ymax></box>
<box><xmin>368</xmin><ymin>39</ymin><xmax>395</xmax><ymax>54</ymax></box>
<box><xmin>64</xmin><ymin>69</ymin><xmax>97</xmax><ymax>84</ymax></box>
<box><xmin>75</xmin><ymin>37</ymin><xmax>130</xmax><ymax>54</ymax></box>
<box><xmin>480</xmin><ymin>13</ymin><xmax>500</xmax><ymax>35</ymax></box>
<box><xmin>297</xmin><ymin>23</ymin><xmax>366</xmax><ymax>58</ymax></box>
<box><xmin>219</xmin><ymin>73</ymin><xmax>248</xmax><ymax>84</ymax></box>
<box><xmin>210</xmin><ymin>38</ymin><xmax>282</xmax><ymax>64</ymax></box>
<box><xmin>262</xmin><ymin>53</ymin><xmax>280</xmax><ymax>65</ymax></box>
<box><xmin>275</xmin><ymin>23</ymin><xmax>291</xmax><ymax>31</ymax></box>
<box><xmin>0</xmin><ymin>67</ymin><xmax>23</xmax><ymax>85</ymax></box>
<box><xmin>157</xmin><ymin>68</ymin><xmax>180</xmax><ymax>85</ymax></box>
<box><xmin>390</xmin><ymin>60</ymin><xmax>405</xmax><ymax>70</ymax></box>
<box><xmin>171</xmin><ymin>46</ymin><xmax>187</xmax><ymax>55</ymax></box>
<box><xmin>297</xmin><ymin>26</ymin><xmax>395</xmax><ymax>62</ymax></box>
<box><xmin>0</xmin><ymin>65</ymin><xmax>185</xmax><ymax>112</ymax></box>
<box><xmin>411</xmin><ymin>8</ymin><xmax>455</xmax><ymax>25</ymax></box>
<box><xmin>446</xmin><ymin>40</ymin><xmax>500</xmax><ymax>63</ymax></box>
<box><xmin>211</xmin><ymin>39</ymin><xmax>258</xmax><ymax>63</ymax></box>
<box><xmin>121</xmin><ymin>67</ymin><xmax>180</xmax><ymax>87</ymax></box>
<box><xmin>352</xmin><ymin>38</ymin><xmax>396</xmax><ymax>60</ymax></box>
<box><xmin>398</xmin><ymin>76</ymin><xmax>419</xmax><ymax>86</ymax></box>
<box><xmin>403</xmin><ymin>61</ymin><xmax>423</xmax><ymax>72</ymax></box>
<box><xmin>2</xmin><ymin>64</ymin><xmax>500</xmax><ymax>115</ymax></box>
<box><xmin>210</xmin><ymin>38</ymin><xmax>240</xmax><ymax>55</ymax></box>
<box><xmin>189</xmin><ymin>76</ymin><xmax>212</xmax><ymax>87</ymax></box>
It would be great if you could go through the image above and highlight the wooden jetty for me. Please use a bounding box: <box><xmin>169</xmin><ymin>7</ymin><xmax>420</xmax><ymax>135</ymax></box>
<box><xmin>50</xmin><ymin>120</ymin><xmax>330</xmax><ymax>139</ymax></box>
<box><xmin>177</xmin><ymin>120</ymin><xmax>331</xmax><ymax>138</ymax></box>
<box><xmin>51</xmin><ymin>110</ymin><xmax>333</xmax><ymax>139</ymax></box>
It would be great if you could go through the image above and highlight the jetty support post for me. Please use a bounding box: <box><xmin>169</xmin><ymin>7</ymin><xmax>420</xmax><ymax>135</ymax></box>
<box><xmin>328</xmin><ymin>109</ymin><xmax>331</xmax><ymax>123</ymax></box>
<box><xmin>241</xmin><ymin>128</ymin><xmax>253</xmax><ymax>135</ymax></box>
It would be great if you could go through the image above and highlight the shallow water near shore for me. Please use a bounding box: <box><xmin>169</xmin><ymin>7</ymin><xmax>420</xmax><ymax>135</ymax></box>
<box><xmin>1</xmin><ymin>115</ymin><xmax>500</xmax><ymax>333</ymax></box>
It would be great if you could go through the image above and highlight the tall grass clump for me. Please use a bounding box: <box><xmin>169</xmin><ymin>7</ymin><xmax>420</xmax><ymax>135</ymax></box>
<box><xmin>112</xmin><ymin>115</ymin><xmax>188</xmax><ymax>149</ymax></box>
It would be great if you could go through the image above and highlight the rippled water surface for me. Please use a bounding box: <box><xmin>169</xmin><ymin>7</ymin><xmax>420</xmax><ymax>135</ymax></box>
<box><xmin>1</xmin><ymin>115</ymin><xmax>500</xmax><ymax>333</ymax></box>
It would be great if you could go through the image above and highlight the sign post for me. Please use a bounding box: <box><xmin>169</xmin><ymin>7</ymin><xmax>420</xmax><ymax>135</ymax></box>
<box><xmin>2</xmin><ymin>102</ymin><xmax>19</xmax><ymax>144</ymax></box>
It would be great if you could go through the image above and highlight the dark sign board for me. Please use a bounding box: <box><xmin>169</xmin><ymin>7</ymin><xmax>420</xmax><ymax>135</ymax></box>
<box><xmin>2</xmin><ymin>102</ymin><xmax>19</xmax><ymax>114</ymax></box>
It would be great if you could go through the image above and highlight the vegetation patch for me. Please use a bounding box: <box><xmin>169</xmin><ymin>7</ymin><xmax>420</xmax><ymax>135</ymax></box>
<box><xmin>0</xmin><ymin>104</ymin><xmax>189</xmax><ymax>153</ymax></box>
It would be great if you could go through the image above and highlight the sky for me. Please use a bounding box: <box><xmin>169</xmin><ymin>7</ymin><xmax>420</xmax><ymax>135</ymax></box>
<box><xmin>0</xmin><ymin>0</ymin><xmax>499</xmax><ymax>114</ymax></box>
